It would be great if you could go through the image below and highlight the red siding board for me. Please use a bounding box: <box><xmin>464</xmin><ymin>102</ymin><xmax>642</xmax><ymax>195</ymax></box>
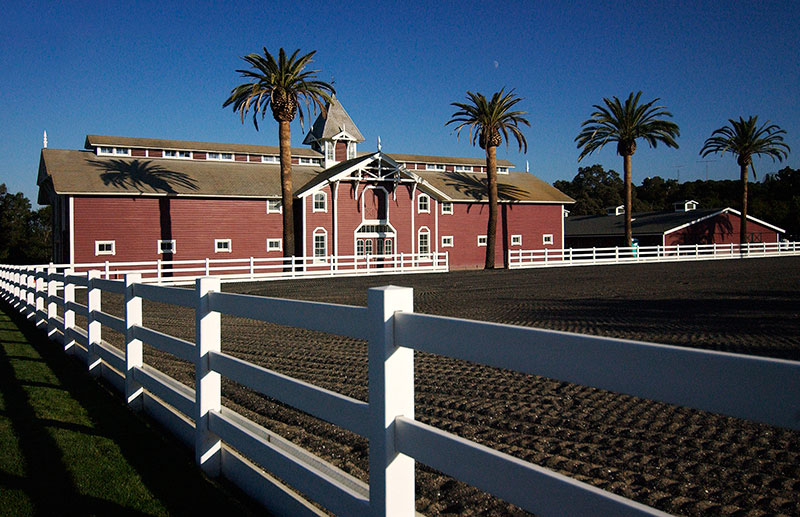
<box><xmin>131</xmin><ymin>149</ymin><xmax>147</xmax><ymax>157</ymax></box>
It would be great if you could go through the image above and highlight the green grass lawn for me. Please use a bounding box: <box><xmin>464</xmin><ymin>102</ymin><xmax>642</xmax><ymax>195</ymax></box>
<box><xmin>0</xmin><ymin>304</ymin><xmax>260</xmax><ymax>516</ymax></box>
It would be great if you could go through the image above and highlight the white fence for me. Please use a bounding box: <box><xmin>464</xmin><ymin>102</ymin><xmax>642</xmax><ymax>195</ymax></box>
<box><xmin>43</xmin><ymin>252</ymin><xmax>448</xmax><ymax>285</ymax></box>
<box><xmin>1</xmin><ymin>265</ymin><xmax>799</xmax><ymax>516</ymax></box>
<box><xmin>509</xmin><ymin>241</ymin><xmax>800</xmax><ymax>269</ymax></box>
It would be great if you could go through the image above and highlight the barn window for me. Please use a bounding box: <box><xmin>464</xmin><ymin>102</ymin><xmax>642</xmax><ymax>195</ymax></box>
<box><xmin>356</xmin><ymin>239</ymin><xmax>365</xmax><ymax>256</ymax></box>
<box><xmin>454</xmin><ymin>165</ymin><xmax>472</xmax><ymax>172</ymax></box>
<box><xmin>543</xmin><ymin>234</ymin><xmax>554</xmax><ymax>245</ymax></box>
<box><xmin>477</xmin><ymin>235</ymin><xmax>487</xmax><ymax>247</ymax></box>
<box><xmin>158</xmin><ymin>240</ymin><xmax>176</xmax><ymax>254</ymax></box>
<box><xmin>207</xmin><ymin>152</ymin><xmax>233</xmax><ymax>161</ymax></box>
<box><xmin>383</xmin><ymin>239</ymin><xmax>393</xmax><ymax>255</ymax></box>
<box><xmin>97</xmin><ymin>147</ymin><xmax>130</xmax><ymax>156</ymax></box>
<box><xmin>313</xmin><ymin>192</ymin><xmax>327</xmax><ymax>212</ymax></box>
<box><xmin>326</xmin><ymin>142</ymin><xmax>334</xmax><ymax>161</ymax></box>
<box><xmin>511</xmin><ymin>235</ymin><xmax>522</xmax><ymax>247</ymax></box>
<box><xmin>215</xmin><ymin>239</ymin><xmax>232</xmax><ymax>253</ymax></box>
<box><xmin>267</xmin><ymin>199</ymin><xmax>282</xmax><ymax>213</ymax></box>
<box><xmin>95</xmin><ymin>240</ymin><xmax>115</xmax><ymax>256</ymax></box>
<box><xmin>299</xmin><ymin>157</ymin><xmax>321</xmax><ymax>165</ymax></box>
<box><xmin>267</xmin><ymin>239</ymin><xmax>282</xmax><ymax>252</ymax></box>
<box><xmin>418</xmin><ymin>227</ymin><xmax>430</xmax><ymax>255</ymax></box>
<box><xmin>441</xmin><ymin>236</ymin><xmax>454</xmax><ymax>248</ymax></box>
<box><xmin>425</xmin><ymin>163</ymin><xmax>445</xmax><ymax>171</ymax></box>
<box><xmin>313</xmin><ymin>228</ymin><xmax>327</xmax><ymax>260</ymax></box>
<box><xmin>261</xmin><ymin>155</ymin><xmax>279</xmax><ymax>163</ymax></box>
<box><xmin>364</xmin><ymin>239</ymin><xmax>373</xmax><ymax>255</ymax></box>
<box><xmin>497</xmin><ymin>167</ymin><xmax>509</xmax><ymax>174</ymax></box>
<box><xmin>417</xmin><ymin>194</ymin><xmax>430</xmax><ymax>213</ymax></box>
<box><xmin>441</xmin><ymin>202</ymin><xmax>453</xmax><ymax>215</ymax></box>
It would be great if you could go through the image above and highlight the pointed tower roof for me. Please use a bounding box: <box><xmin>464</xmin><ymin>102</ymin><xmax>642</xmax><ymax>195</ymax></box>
<box><xmin>303</xmin><ymin>95</ymin><xmax>365</xmax><ymax>144</ymax></box>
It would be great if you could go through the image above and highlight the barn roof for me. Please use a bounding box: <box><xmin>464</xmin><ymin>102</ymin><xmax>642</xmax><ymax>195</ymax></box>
<box><xmin>84</xmin><ymin>135</ymin><xmax>323</xmax><ymax>157</ymax></box>
<box><xmin>37</xmin><ymin>148</ymin><xmax>322</xmax><ymax>201</ymax></box>
<box><xmin>303</xmin><ymin>96</ymin><xmax>365</xmax><ymax>144</ymax></box>
<box><xmin>565</xmin><ymin>208</ymin><xmax>785</xmax><ymax>236</ymax></box>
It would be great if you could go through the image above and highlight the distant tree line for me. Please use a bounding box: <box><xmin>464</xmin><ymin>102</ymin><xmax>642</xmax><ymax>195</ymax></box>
<box><xmin>0</xmin><ymin>184</ymin><xmax>51</xmax><ymax>264</ymax></box>
<box><xmin>555</xmin><ymin>165</ymin><xmax>800</xmax><ymax>240</ymax></box>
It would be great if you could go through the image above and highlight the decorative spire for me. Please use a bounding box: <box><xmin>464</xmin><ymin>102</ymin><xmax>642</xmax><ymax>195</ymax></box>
<box><xmin>43</xmin><ymin>130</ymin><xmax>48</xmax><ymax>148</ymax></box>
<box><xmin>526</xmin><ymin>160</ymin><xmax>529</xmax><ymax>173</ymax></box>
<box><xmin>377</xmin><ymin>136</ymin><xmax>382</xmax><ymax>152</ymax></box>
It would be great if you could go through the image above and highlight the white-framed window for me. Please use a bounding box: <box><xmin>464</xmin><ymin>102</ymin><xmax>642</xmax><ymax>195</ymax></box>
<box><xmin>299</xmin><ymin>157</ymin><xmax>321</xmax><ymax>165</ymax></box>
<box><xmin>163</xmin><ymin>150</ymin><xmax>192</xmax><ymax>159</ymax></box>
<box><xmin>267</xmin><ymin>199</ymin><xmax>282</xmax><ymax>214</ymax></box>
<box><xmin>261</xmin><ymin>155</ymin><xmax>279</xmax><ymax>163</ymax></box>
<box><xmin>454</xmin><ymin>165</ymin><xmax>472</xmax><ymax>172</ymax></box>
<box><xmin>356</xmin><ymin>239</ymin><xmax>365</xmax><ymax>256</ymax></box>
<box><xmin>441</xmin><ymin>202</ymin><xmax>453</xmax><ymax>215</ymax></box>
<box><xmin>267</xmin><ymin>238</ymin><xmax>282</xmax><ymax>252</ymax></box>
<box><xmin>326</xmin><ymin>142</ymin><xmax>334</xmax><ymax>161</ymax></box>
<box><xmin>207</xmin><ymin>152</ymin><xmax>233</xmax><ymax>161</ymax></box>
<box><xmin>215</xmin><ymin>239</ymin><xmax>232</xmax><ymax>253</ymax></box>
<box><xmin>441</xmin><ymin>235</ymin><xmax>454</xmax><ymax>248</ymax></box>
<box><xmin>417</xmin><ymin>194</ymin><xmax>430</xmax><ymax>213</ymax></box>
<box><xmin>425</xmin><ymin>163</ymin><xmax>445</xmax><ymax>171</ymax></box>
<box><xmin>477</xmin><ymin>235</ymin><xmax>487</xmax><ymax>247</ymax></box>
<box><xmin>346</xmin><ymin>142</ymin><xmax>356</xmax><ymax>160</ymax></box>
<box><xmin>158</xmin><ymin>239</ymin><xmax>176</xmax><ymax>254</ymax></box>
<box><xmin>313</xmin><ymin>192</ymin><xmax>327</xmax><ymax>212</ymax></box>
<box><xmin>97</xmin><ymin>147</ymin><xmax>131</xmax><ymax>156</ymax></box>
<box><xmin>364</xmin><ymin>239</ymin><xmax>373</xmax><ymax>255</ymax></box>
<box><xmin>511</xmin><ymin>235</ymin><xmax>522</xmax><ymax>247</ymax></box>
<box><xmin>313</xmin><ymin>228</ymin><xmax>327</xmax><ymax>260</ymax></box>
<box><xmin>418</xmin><ymin>227</ymin><xmax>430</xmax><ymax>255</ymax></box>
<box><xmin>95</xmin><ymin>240</ymin><xmax>115</xmax><ymax>256</ymax></box>
<box><xmin>497</xmin><ymin>167</ymin><xmax>509</xmax><ymax>174</ymax></box>
<box><xmin>383</xmin><ymin>239</ymin><xmax>393</xmax><ymax>255</ymax></box>
<box><xmin>543</xmin><ymin>234</ymin><xmax>554</xmax><ymax>245</ymax></box>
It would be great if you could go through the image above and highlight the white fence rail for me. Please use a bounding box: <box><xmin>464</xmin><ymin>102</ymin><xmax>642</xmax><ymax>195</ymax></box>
<box><xmin>1</xmin><ymin>264</ymin><xmax>799</xmax><ymax>516</ymax></box>
<box><xmin>509</xmin><ymin>240</ymin><xmax>800</xmax><ymax>269</ymax></box>
<box><xmin>38</xmin><ymin>252</ymin><xmax>448</xmax><ymax>286</ymax></box>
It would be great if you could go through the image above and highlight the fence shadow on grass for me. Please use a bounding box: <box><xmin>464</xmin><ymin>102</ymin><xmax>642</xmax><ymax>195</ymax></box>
<box><xmin>0</xmin><ymin>304</ymin><xmax>261</xmax><ymax>516</ymax></box>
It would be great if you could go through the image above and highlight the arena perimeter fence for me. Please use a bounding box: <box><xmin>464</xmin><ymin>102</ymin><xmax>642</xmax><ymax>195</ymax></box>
<box><xmin>1</xmin><ymin>266</ymin><xmax>799</xmax><ymax>517</ymax></box>
<box><xmin>509</xmin><ymin>240</ymin><xmax>800</xmax><ymax>269</ymax></box>
<box><xmin>37</xmin><ymin>252</ymin><xmax>448</xmax><ymax>286</ymax></box>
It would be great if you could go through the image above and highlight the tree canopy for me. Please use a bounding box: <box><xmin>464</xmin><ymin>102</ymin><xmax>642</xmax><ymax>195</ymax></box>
<box><xmin>0</xmin><ymin>184</ymin><xmax>51</xmax><ymax>264</ymax></box>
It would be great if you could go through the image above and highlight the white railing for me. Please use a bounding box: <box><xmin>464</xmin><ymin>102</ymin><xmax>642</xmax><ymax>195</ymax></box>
<box><xmin>32</xmin><ymin>252</ymin><xmax>448</xmax><ymax>286</ymax></box>
<box><xmin>509</xmin><ymin>240</ymin><xmax>800</xmax><ymax>269</ymax></box>
<box><xmin>1</xmin><ymin>265</ymin><xmax>798</xmax><ymax>516</ymax></box>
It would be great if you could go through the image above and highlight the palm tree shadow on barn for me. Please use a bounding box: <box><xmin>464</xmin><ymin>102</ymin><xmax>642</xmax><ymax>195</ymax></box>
<box><xmin>92</xmin><ymin>159</ymin><xmax>199</xmax><ymax>264</ymax></box>
<box><xmin>678</xmin><ymin>214</ymin><xmax>734</xmax><ymax>245</ymax></box>
<box><xmin>444</xmin><ymin>172</ymin><xmax>529</xmax><ymax>268</ymax></box>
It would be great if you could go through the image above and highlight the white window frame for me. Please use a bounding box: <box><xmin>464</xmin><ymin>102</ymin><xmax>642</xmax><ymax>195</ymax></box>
<box><xmin>364</xmin><ymin>239</ymin><xmax>374</xmax><ymax>255</ymax></box>
<box><xmin>511</xmin><ymin>234</ymin><xmax>522</xmax><ymax>247</ymax></box>
<box><xmin>383</xmin><ymin>238</ymin><xmax>393</xmax><ymax>255</ymax></box>
<box><xmin>497</xmin><ymin>167</ymin><xmax>509</xmax><ymax>174</ymax></box>
<box><xmin>346</xmin><ymin>142</ymin><xmax>356</xmax><ymax>160</ymax></box>
<box><xmin>162</xmin><ymin>150</ymin><xmax>192</xmax><ymax>159</ymax></box>
<box><xmin>97</xmin><ymin>147</ymin><xmax>131</xmax><ymax>156</ymax></box>
<box><xmin>214</xmin><ymin>239</ymin><xmax>232</xmax><ymax>253</ymax></box>
<box><xmin>313</xmin><ymin>192</ymin><xmax>327</xmax><ymax>213</ymax></box>
<box><xmin>313</xmin><ymin>228</ymin><xmax>327</xmax><ymax>261</ymax></box>
<box><xmin>326</xmin><ymin>142</ymin><xmax>334</xmax><ymax>161</ymax></box>
<box><xmin>299</xmin><ymin>157</ymin><xmax>320</xmax><ymax>165</ymax></box>
<box><xmin>441</xmin><ymin>235</ymin><xmax>454</xmax><ymax>248</ymax></box>
<box><xmin>157</xmin><ymin>239</ymin><xmax>176</xmax><ymax>254</ymax></box>
<box><xmin>543</xmin><ymin>234</ymin><xmax>554</xmax><ymax>245</ymax></box>
<box><xmin>454</xmin><ymin>165</ymin><xmax>472</xmax><ymax>172</ymax></box>
<box><xmin>261</xmin><ymin>155</ymin><xmax>279</xmax><ymax>163</ymax></box>
<box><xmin>267</xmin><ymin>238</ymin><xmax>282</xmax><ymax>252</ymax></box>
<box><xmin>425</xmin><ymin>163</ymin><xmax>446</xmax><ymax>171</ymax></box>
<box><xmin>477</xmin><ymin>235</ymin><xmax>487</xmax><ymax>247</ymax></box>
<box><xmin>207</xmin><ymin>152</ymin><xmax>234</xmax><ymax>161</ymax></box>
<box><xmin>95</xmin><ymin>240</ymin><xmax>115</xmax><ymax>256</ymax></box>
<box><xmin>417</xmin><ymin>194</ymin><xmax>430</xmax><ymax>214</ymax></box>
<box><xmin>418</xmin><ymin>227</ymin><xmax>431</xmax><ymax>255</ymax></box>
<box><xmin>356</xmin><ymin>239</ymin><xmax>365</xmax><ymax>256</ymax></box>
<box><xmin>267</xmin><ymin>199</ymin><xmax>282</xmax><ymax>214</ymax></box>
<box><xmin>441</xmin><ymin>202</ymin><xmax>453</xmax><ymax>215</ymax></box>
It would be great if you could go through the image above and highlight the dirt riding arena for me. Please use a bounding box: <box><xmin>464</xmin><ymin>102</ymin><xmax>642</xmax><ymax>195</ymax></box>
<box><xmin>97</xmin><ymin>257</ymin><xmax>800</xmax><ymax>516</ymax></box>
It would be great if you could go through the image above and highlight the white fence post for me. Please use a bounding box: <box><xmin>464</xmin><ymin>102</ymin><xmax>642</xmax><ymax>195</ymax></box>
<box><xmin>195</xmin><ymin>277</ymin><xmax>222</xmax><ymax>476</ymax></box>
<box><xmin>63</xmin><ymin>270</ymin><xmax>75</xmax><ymax>351</ymax></box>
<box><xmin>124</xmin><ymin>274</ymin><xmax>143</xmax><ymax>410</ymax></box>
<box><xmin>368</xmin><ymin>286</ymin><xmax>415</xmax><ymax>517</ymax></box>
<box><xmin>34</xmin><ymin>267</ymin><xmax>45</xmax><ymax>327</ymax></box>
<box><xmin>250</xmin><ymin>257</ymin><xmax>255</xmax><ymax>280</ymax></box>
<box><xmin>87</xmin><ymin>271</ymin><xmax>102</xmax><ymax>376</ymax></box>
<box><xmin>26</xmin><ymin>270</ymin><xmax>36</xmax><ymax>319</ymax></box>
<box><xmin>46</xmin><ymin>266</ymin><xmax>57</xmax><ymax>339</ymax></box>
<box><xmin>205</xmin><ymin>257</ymin><xmax>211</xmax><ymax>276</ymax></box>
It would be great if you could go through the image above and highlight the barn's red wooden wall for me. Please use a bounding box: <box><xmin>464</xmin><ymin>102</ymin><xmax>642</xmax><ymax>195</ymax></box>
<box><xmin>72</xmin><ymin>196</ymin><xmax>283</xmax><ymax>264</ymax></box>
<box><xmin>665</xmin><ymin>212</ymin><xmax>780</xmax><ymax>246</ymax></box>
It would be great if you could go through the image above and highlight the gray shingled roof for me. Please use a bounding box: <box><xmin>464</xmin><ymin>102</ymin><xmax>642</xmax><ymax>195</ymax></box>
<box><xmin>303</xmin><ymin>96</ymin><xmax>365</xmax><ymax>144</ymax></box>
<box><xmin>85</xmin><ymin>135</ymin><xmax>323</xmax><ymax>157</ymax></box>
<box><xmin>38</xmin><ymin>149</ymin><xmax>322</xmax><ymax>200</ymax></box>
<box><xmin>565</xmin><ymin>209</ymin><xmax>728</xmax><ymax>236</ymax></box>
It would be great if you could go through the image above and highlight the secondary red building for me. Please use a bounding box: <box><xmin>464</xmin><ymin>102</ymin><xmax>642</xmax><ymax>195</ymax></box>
<box><xmin>37</xmin><ymin>98</ymin><xmax>573</xmax><ymax>269</ymax></box>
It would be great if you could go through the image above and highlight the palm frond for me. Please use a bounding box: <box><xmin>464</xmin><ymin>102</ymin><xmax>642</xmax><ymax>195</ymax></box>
<box><xmin>446</xmin><ymin>88</ymin><xmax>529</xmax><ymax>152</ymax></box>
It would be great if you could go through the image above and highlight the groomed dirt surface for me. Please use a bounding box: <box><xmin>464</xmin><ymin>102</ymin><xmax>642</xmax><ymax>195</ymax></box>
<box><xmin>99</xmin><ymin>257</ymin><xmax>800</xmax><ymax>516</ymax></box>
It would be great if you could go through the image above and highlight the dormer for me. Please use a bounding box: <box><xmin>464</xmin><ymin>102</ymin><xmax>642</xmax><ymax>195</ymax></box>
<box><xmin>303</xmin><ymin>95</ymin><xmax>365</xmax><ymax>168</ymax></box>
<box><xmin>674</xmin><ymin>200</ymin><xmax>698</xmax><ymax>212</ymax></box>
<box><xmin>606</xmin><ymin>205</ymin><xmax>625</xmax><ymax>216</ymax></box>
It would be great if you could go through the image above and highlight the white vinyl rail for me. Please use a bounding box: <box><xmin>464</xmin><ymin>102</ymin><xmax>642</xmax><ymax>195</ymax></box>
<box><xmin>1</xmin><ymin>265</ymin><xmax>798</xmax><ymax>516</ymax></box>
<box><xmin>38</xmin><ymin>251</ymin><xmax>448</xmax><ymax>286</ymax></box>
<box><xmin>509</xmin><ymin>240</ymin><xmax>800</xmax><ymax>269</ymax></box>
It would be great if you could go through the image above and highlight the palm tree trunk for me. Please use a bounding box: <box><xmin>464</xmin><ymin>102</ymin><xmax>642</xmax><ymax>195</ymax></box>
<box><xmin>279</xmin><ymin>120</ymin><xmax>295</xmax><ymax>259</ymax></box>
<box><xmin>740</xmin><ymin>162</ymin><xmax>748</xmax><ymax>253</ymax></box>
<box><xmin>623</xmin><ymin>154</ymin><xmax>633</xmax><ymax>248</ymax></box>
<box><xmin>485</xmin><ymin>146</ymin><xmax>498</xmax><ymax>269</ymax></box>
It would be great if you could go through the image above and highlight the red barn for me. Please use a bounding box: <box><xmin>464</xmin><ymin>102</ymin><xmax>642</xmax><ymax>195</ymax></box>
<box><xmin>37</xmin><ymin>97</ymin><xmax>573</xmax><ymax>269</ymax></box>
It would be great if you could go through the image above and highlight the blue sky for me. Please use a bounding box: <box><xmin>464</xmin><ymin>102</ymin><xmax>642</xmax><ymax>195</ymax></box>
<box><xmin>2</xmin><ymin>0</ymin><xmax>798</xmax><ymax>205</ymax></box>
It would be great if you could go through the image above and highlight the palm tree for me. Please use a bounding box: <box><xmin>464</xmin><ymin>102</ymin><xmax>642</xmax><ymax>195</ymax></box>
<box><xmin>224</xmin><ymin>48</ymin><xmax>334</xmax><ymax>257</ymax></box>
<box><xmin>576</xmin><ymin>92</ymin><xmax>680</xmax><ymax>247</ymax></box>
<box><xmin>446</xmin><ymin>89</ymin><xmax>529</xmax><ymax>269</ymax></box>
<box><xmin>700</xmin><ymin>116</ymin><xmax>790</xmax><ymax>248</ymax></box>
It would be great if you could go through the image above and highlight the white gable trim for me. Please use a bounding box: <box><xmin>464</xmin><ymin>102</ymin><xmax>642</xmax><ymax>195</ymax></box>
<box><xmin>663</xmin><ymin>208</ymin><xmax>785</xmax><ymax>236</ymax></box>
